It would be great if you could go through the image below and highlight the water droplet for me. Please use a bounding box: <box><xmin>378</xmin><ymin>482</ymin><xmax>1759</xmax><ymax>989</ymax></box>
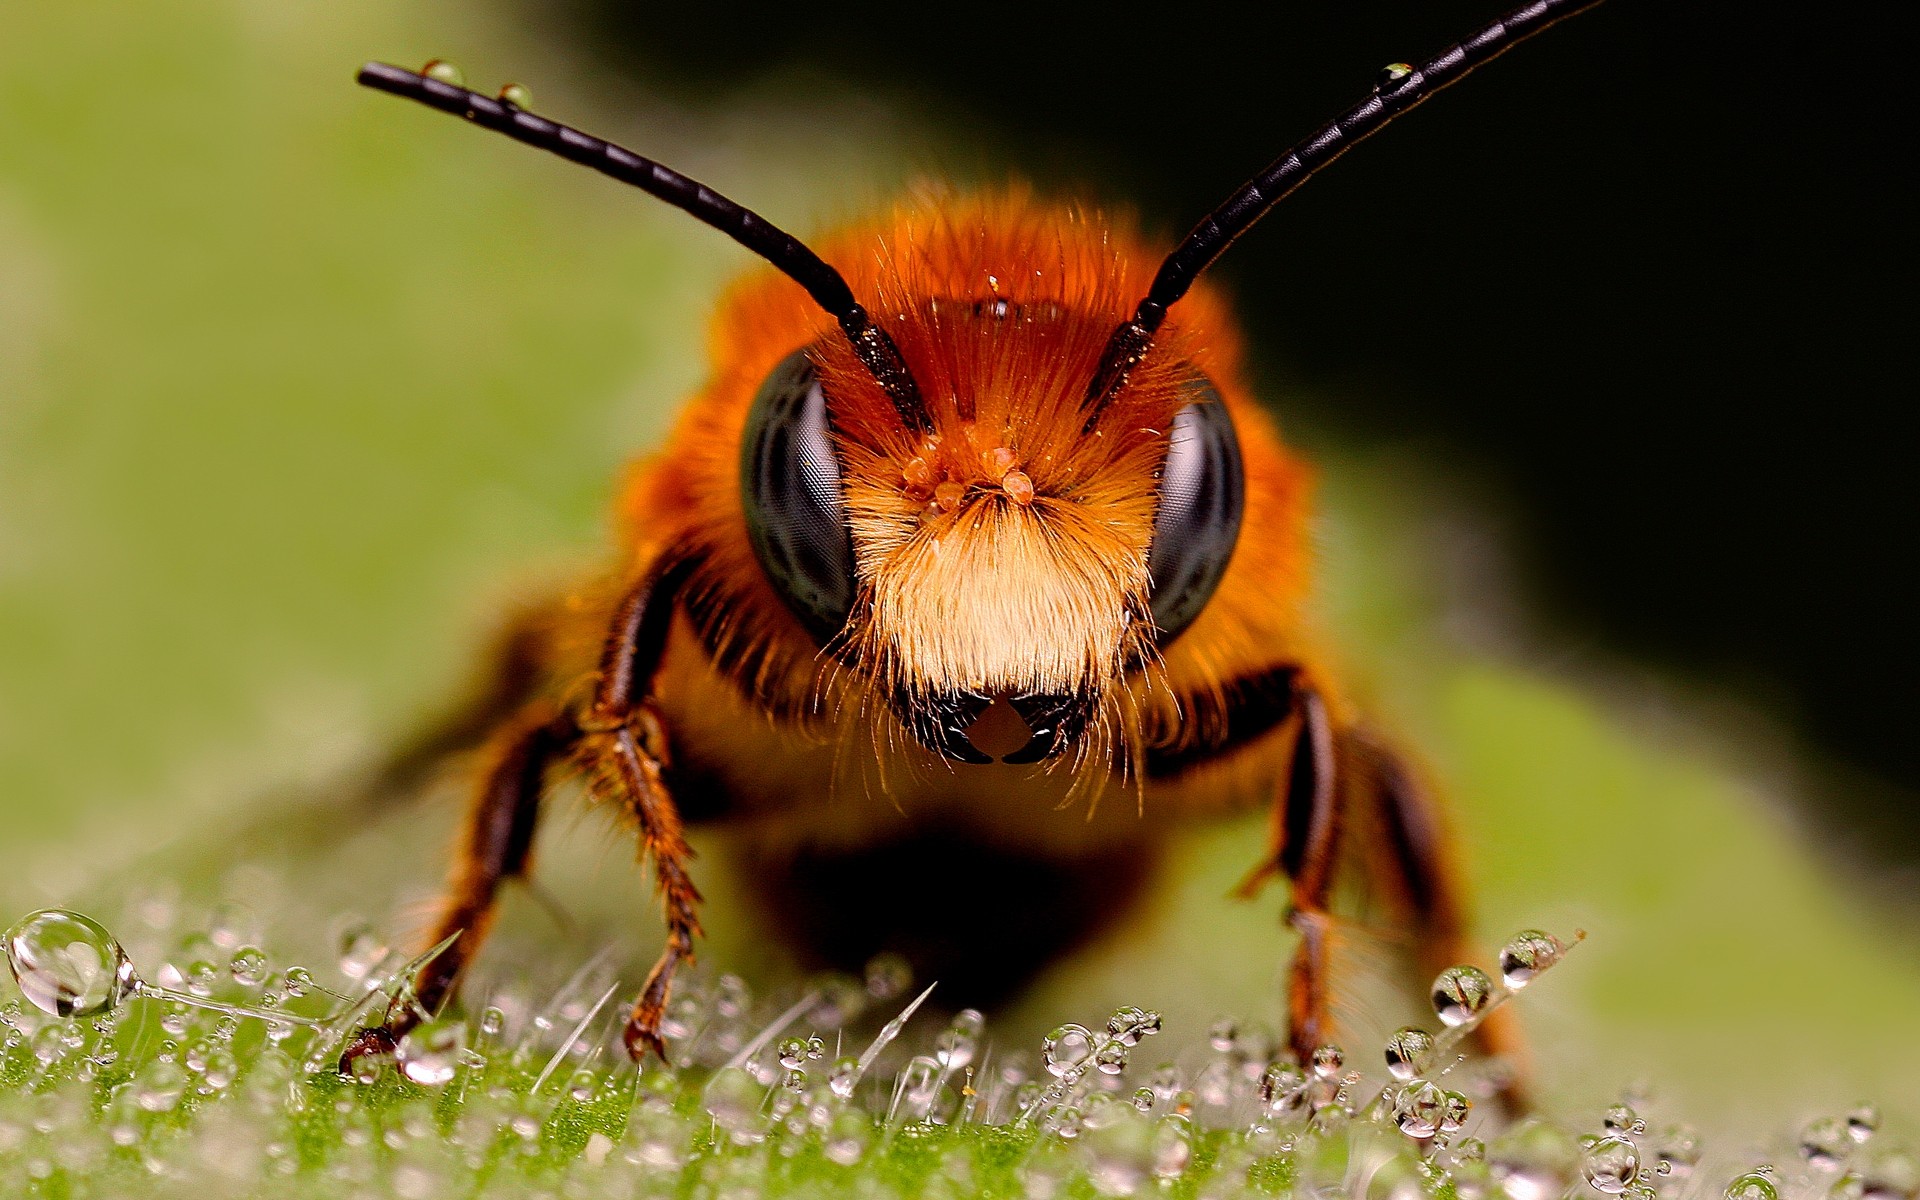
<box><xmin>1377</xmin><ymin>62</ymin><xmax>1415</xmax><ymax>92</ymax></box>
<box><xmin>1727</xmin><ymin>1171</ymin><xmax>1781</xmax><ymax>1200</ymax></box>
<box><xmin>1655</xmin><ymin>1125</ymin><xmax>1702</xmax><ymax>1179</ymax></box>
<box><xmin>568</xmin><ymin>1069</ymin><xmax>597</xmax><ymax>1102</ymax></box>
<box><xmin>337</xmin><ymin>924</ymin><xmax>386</xmax><ymax>982</ymax></box>
<box><xmin>1106</xmin><ymin>1006</ymin><xmax>1161</xmax><ymax>1047</ymax></box>
<box><xmin>200</xmin><ymin>1045</ymin><xmax>237</xmax><ymax>1089</ymax></box>
<box><xmin>1095</xmin><ymin>1041</ymin><xmax>1129</xmax><ymax>1075</ymax></box>
<box><xmin>828</xmin><ymin>1056</ymin><xmax>859</xmax><ymax>1100</ymax></box>
<box><xmin>185</xmin><ymin>959</ymin><xmax>218</xmax><ymax>997</ymax></box>
<box><xmin>1500</xmin><ymin>931</ymin><xmax>1564</xmax><ymax>989</ymax></box>
<box><xmin>4</xmin><ymin>909</ymin><xmax>140</xmax><ymax>1018</ymax></box>
<box><xmin>1131</xmin><ymin>1087</ymin><xmax>1156</xmax><ymax>1114</ymax></box>
<box><xmin>1441</xmin><ymin>1090</ymin><xmax>1472</xmax><ymax>1134</ymax></box>
<box><xmin>1394</xmin><ymin>1081</ymin><xmax>1446</xmax><ymax>1139</ymax></box>
<box><xmin>1431</xmin><ymin>965</ymin><xmax>1494</xmax><ymax>1027</ymax></box>
<box><xmin>497</xmin><ymin>82</ymin><xmax>533</xmax><ymax>108</ymax></box>
<box><xmin>136</xmin><ymin>1059</ymin><xmax>187</xmax><ymax>1112</ymax></box>
<box><xmin>937</xmin><ymin>1009</ymin><xmax>984</xmax><ymax>1070</ymax></box>
<box><xmin>824</xmin><ymin>1110</ymin><xmax>869</xmax><ymax>1165</ymax></box>
<box><xmin>229</xmin><ymin>946</ymin><xmax>269</xmax><ymax>988</ymax></box>
<box><xmin>1385</xmin><ymin>1026</ymin><xmax>1437</xmax><ymax>1082</ymax></box>
<box><xmin>864</xmin><ymin>953</ymin><xmax>911</xmax><ymax>1001</ymax></box>
<box><xmin>1207</xmin><ymin>1017</ymin><xmax>1238</xmax><ymax>1053</ymax></box>
<box><xmin>778</xmin><ymin>1036</ymin><xmax>811</xmax><ymax>1070</ymax></box>
<box><xmin>1043</xmin><ymin>1023</ymin><xmax>1095</xmax><ymax>1077</ymax></box>
<box><xmin>397</xmin><ymin>1017</ymin><xmax>466</xmax><ymax>1087</ymax></box>
<box><xmin>1309</xmin><ymin>1043</ymin><xmax>1344</xmax><ymax>1079</ymax></box>
<box><xmin>1584</xmin><ymin>1136</ymin><xmax>1642</xmax><ymax>1194</ymax></box>
<box><xmin>1803</xmin><ymin>1118</ymin><xmax>1853</xmax><ymax>1172</ymax></box>
<box><xmin>704</xmin><ymin>1067</ymin><xmax>765</xmax><ymax>1142</ymax></box>
<box><xmin>281</xmin><ymin>966</ymin><xmax>313</xmax><ymax>998</ymax></box>
<box><xmin>1847</xmin><ymin>1106</ymin><xmax>1881</xmax><ymax>1145</ymax></box>
<box><xmin>478</xmin><ymin>1006</ymin><xmax>506</xmax><ymax>1038</ymax></box>
<box><xmin>421</xmin><ymin>59</ymin><xmax>465</xmax><ymax>87</ymax></box>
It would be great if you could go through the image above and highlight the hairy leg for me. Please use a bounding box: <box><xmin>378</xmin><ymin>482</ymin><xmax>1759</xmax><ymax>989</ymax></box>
<box><xmin>338</xmin><ymin>702</ymin><xmax>565</xmax><ymax>1067</ymax></box>
<box><xmin>1344</xmin><ymin>727</ymin><xmax>1528</xmax><ymax>1102</ymax></box>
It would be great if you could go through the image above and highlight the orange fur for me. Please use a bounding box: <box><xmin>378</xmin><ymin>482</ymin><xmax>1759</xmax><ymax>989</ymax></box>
<box><xmin>599</xmin><ymin>189</ymin><xmax>1320</xmax><ymax>843</ymax></box>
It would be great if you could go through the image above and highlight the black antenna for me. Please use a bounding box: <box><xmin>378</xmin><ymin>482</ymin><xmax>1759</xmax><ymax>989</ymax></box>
<box><xmin>1085</xmin><ymin>0</ymin><xmax>1604</xmax><ymax>420</ymax></box>
<box><xmin>355</xmin><ymin>62</ymin><xmax>931</xmax><ymax>433</ymax></box>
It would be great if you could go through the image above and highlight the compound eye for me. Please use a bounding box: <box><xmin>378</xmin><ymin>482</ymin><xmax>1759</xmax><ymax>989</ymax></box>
<box><xmin>1147</xmin><ymin>375</ymin><xmax>1245</xmax><ymax>645</ymax></box>
<box><xmin>740</xmin><ymin>349</ymin><xmax>856</xmax><ymax>643</ymax></box>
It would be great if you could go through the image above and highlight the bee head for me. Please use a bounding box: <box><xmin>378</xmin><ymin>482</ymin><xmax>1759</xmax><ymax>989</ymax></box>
<box><xmin>735</xmin><ymin>196</ymin><xmax>1246</xmax><ymax>765</ymax></box>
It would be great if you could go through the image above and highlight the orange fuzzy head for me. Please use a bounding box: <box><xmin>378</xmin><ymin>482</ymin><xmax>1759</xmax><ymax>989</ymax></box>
<box><xmin>631</xmin><ymin>189</ymin><xmax>1306</xmax><ymax>767</ymax></box>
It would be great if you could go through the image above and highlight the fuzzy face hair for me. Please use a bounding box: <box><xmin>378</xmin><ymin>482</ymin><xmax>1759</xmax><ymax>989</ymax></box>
<box><xmin>619</xmin><ymin>187</ymin><xmax>1316</xmax><ymax>776</ymax></box>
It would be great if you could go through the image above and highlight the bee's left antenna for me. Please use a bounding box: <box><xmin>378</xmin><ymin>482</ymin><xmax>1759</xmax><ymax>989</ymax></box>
<box><xmin>354</xmin><ymin>62</ymin><xmax>930</xmax><ymax>433</ymax></box>
<box><xmin>1083</xmin><ymin>0</ymin><xmax>1605</xmax><ymax>421</ymax></box>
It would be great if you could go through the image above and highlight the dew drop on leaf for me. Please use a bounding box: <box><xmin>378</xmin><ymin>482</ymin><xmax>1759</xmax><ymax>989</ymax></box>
<box><xmin>1726</xmin><ymin>1171</ymin><xmax>1781</xmax><ymax>1200</ymax></box>
<box><xmin>1431</xmin><ymin>965</ymin><xmax>1494</xmax><ymax>1027</ymax></box>
<box><xmin>1583</xmin><ymin>1135</ymin><xmax>1642</xmax><ymax>1195</ymax></box>
<box><xmin>1385</xmin><ymin>1026</ymin><xmax>1436</xmax><ymax>1082</ymax></box>
<box><xmin>1499</xmin><ymin>931</ymin><xmax>1564</xmax><ymax>989</ymax></box>
<box><xmin>229</xmin><ymin>946</ymin><xmax>269</xmax><ymax>988</ymax></box>
<box><xmin>397</xmin><ymin>1017</ymin><xmax>466</xmax><ymax>1087</ymax></box>
<box><xmin>4</xmin><ymin>909</ymin><xmax>140</xmax><ymax>1019</ymax></box>
<box><xmin>1043</xmin><ymin>1023</ymin><xmax>1094</xmax><ymax>1078</ymax></box>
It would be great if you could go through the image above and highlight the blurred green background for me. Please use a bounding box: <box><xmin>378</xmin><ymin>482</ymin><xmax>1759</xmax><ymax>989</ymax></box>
<box><xmin>2</xmin><ymin>0</ymin><xmax>1916</xmax><ymax>1145</ymax></box>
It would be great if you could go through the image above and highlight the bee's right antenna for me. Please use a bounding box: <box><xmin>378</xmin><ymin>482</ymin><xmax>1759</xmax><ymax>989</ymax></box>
<box><xmin>1085</xmin><ymin>0</ymin><xmax>1605</xmax><ymax>422</ymax></box>
<box><xmin>355</xmin><ymin>62</ymin><xmax>932</xmax><ymax>434</ymax></box>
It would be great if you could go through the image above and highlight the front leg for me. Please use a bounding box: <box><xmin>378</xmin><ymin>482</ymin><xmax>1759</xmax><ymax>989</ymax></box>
<box><xmin>573</xmin><ymin>547</ymin><xmax>704</xmax><ymax>1061</ymax></box>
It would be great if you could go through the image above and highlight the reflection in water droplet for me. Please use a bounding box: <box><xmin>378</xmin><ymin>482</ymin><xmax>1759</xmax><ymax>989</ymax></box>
<box><xmin>1726</xmin><ymin>1171</ymin><xmax>1781</xmax><ymax>1200</ymax></box>
<box><xmin>1655</xmin><ymin>1125</ymin><xmax>1702</xmax><ymax>1179</ymax></box>
<box><xmin>4</xmin><ymin>910</ymin><xmax>141</xmax><ymax>1019</ymax></box>
<box><xmin>938</xmin><ymin>1009</ymin><xmax>984</xmax><ymax>1070</ymax></box>
<box><xmin>1802</xmin><ymin>1118</ymin><xmax>1853</xmax><ymax>1172</ymax></box>
<box><xmin>1394</xmin><ymin>1081</ymin><xmax>1446</xmax><ymax>1138</ymax></box>
<box><xmin>1431</xmin><ymin>965</ymin><xmax>1494</xmax><ymax>1027</ymax></box>
<box><xmin>1385</xmin><ymin>1027</ymin><xmax>1437</xmax><ymax>1082</ymax></box>
<box><xmin>1499</xmin><ymin>931</ymin><xmax>1564</xmax><ymax>990</ymax></box>
<box><xmin>337</xmin><ymin>924</ymin><xmax>387</xmax><ymax>983</ymax></box>
<box><xmin>1043</xmin><ymin>1024</ymin><xmax>1095</xmax><ymax>1078</ymax></box>
<box><xmin>1584</xmin><ymin>1136</ymin><xmax>1642</xmax><ymax>1195</ymax></box>
<box><xmin>136</xmin><ymin>1059</ymin><xmax>188</xmax><ymax>1112</ymax></box>
<box><xmin>1107</xmin><ymin>1006</ymin><xmax>1161</xmax><ymax>1047</ymax></box>
<box><xmin>398</xmin><ymin>1018</ymin><xmax>466</xmax><ymax>1087</ymax></box>
<box><xmin>421</xmin><ymin>59</ymin><xmax>465</xmax><ymax>87</ymax></box>
<box><xmin>864</xmin><ymin>953</ymin><xmax>911</xmax><ymax>1001</ymax></box>
<box><xmin>497</xmin><ymin>82</ymin><xmax>533</xmax><ymax>109</ymax></box>
<box><xmin>1310</xmin><ymin>1044</ymin><xmax>1344</xmax><ymax>1080</ymax></box>
<box><xmin>229</xmin><ymin>946</ymin><xmax>269</xmax><ymax>988</ymax></box>
<box><xmin>1846</xmin><ymin>1106</ymin><xmax>1881</xmax><ymax>1145</ymax></box>
<box><xmin>1377</xmin><ymin>62</ymin><xmax>1414</xmax><ymax>92</ymax></box>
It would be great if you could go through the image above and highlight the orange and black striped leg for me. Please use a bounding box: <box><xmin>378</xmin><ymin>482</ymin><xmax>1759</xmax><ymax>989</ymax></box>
<box><xmin>571</xmin><ymin>549</ymin><xmax>703</xmax><ymax>1062</ymax></box>
<box><xmin>338</xmin><ymin>703</ymin><xmax>565</xmax><ymax>1070</ymax></box>
<box><xmin>1347</xmin><ymin>729</ymin><xmax>1528</xmax><ymax>1105</ymax></box>
<box><xmin>1273</xmin><ymin>681</ymin><xmax>1343</xmax><ymax>1063</ymax></box>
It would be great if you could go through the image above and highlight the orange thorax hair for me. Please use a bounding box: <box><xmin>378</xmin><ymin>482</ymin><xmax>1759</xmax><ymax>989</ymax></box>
<box><xmin>619</xmin><ymin>189</ymin><xmax>1318</xmax><ymax>768</ymax></box>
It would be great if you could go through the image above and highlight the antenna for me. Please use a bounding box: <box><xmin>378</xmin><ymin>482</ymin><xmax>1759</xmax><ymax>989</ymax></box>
<box><xmin>355</xmin><ymin>62</ymin><xmax>931</xmax><ymax>432</ymax></box>
<box><xmin>1084</xmin><ymin>0</ymin><xmax>1604</xmax><ymax>420</ymax></box>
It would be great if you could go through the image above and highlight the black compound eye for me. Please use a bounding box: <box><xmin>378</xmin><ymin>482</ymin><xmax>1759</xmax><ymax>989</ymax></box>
<box><xmin>741</xmin><ymin>349</ymin><xmax>856</xmax><ymax>643</ymax></box>
<box><xmin>1147</xmin><ymin>375</ymin><xmax>1245</xmax><ymax>645</ymax></box>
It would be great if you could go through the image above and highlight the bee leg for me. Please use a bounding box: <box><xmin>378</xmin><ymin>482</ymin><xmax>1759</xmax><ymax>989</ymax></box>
<box><xmin>1267</xmin><ymin>681</ymin><xmax>1344</xmax><ymax>1063</ymax></box>
<box><xmin>1346</xmin><ymin>728</ymin><xmax>1530</xmax><ymax>1108</ymax></box>
<box><xmin>570</xmin><ymin>549</ymin><xmax>704</xmax><ymax>1063</ymax></box>
<box><xmin>339</xmin><ymin>702</ymin><xmax>564</xmax><ymax>1072</ymax></box>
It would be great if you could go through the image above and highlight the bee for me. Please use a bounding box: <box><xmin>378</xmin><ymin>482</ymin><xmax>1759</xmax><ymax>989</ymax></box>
<box><xmin>341</xmin><ymin>0</ymin><xmax>1600</xmax><ymax>1079</ymax></box>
